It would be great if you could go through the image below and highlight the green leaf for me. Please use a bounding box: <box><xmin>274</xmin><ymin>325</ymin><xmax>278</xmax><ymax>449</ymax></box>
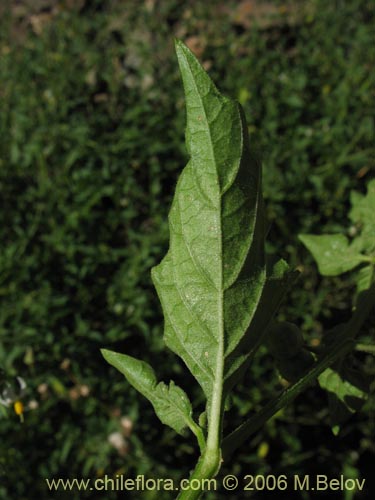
<box><xmin>349</xmin><ymin>179</ymin><xmax>375</xmax><ymax>254</ymax></box>
<box><xmin>318</xmin><ymin>364</ymin><xmax>369</xmax><ymax>434</ymax></box>
<box><xmin>101</xmin><ymin>41</ymin><xmax>296</xmax><ymax>465</ymax></box>
<box><xmin>223</xmin><ymin>257</ymin><xmax>298</xmax><ymax>393</ymax></box>
<box><xmin>101</xmin><ymin>349</ymin><xmax>194</xmax><ymax>435</ymax></box>
<box><xmin>299</xmin><ymin>180</ymin><xmax>375</xmax><ymax>286</ymax></box>
<box><xmin>355</xmin><ymin>264</ymin><xmax>374</xmax><ymax>293</ymax></box>
<box><xmin>151</xmin><ymin>40</ymin><xmax>293</xmax><ymax>407</ymax></box>
<box><xmin>299</xmin><ymin>234</ymin><xmax>364</xmax><ymax>276</ymax></box>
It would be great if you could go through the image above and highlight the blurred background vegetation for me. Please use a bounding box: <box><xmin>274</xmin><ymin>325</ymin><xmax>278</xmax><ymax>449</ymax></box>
<box><xmin>0</xmin><ymin>0</ymin><xmax>374</xmax><ymax>498</ymax></box>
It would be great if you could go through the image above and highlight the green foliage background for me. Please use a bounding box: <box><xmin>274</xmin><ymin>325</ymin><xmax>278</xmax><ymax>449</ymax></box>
<box><xmin>0</xmin><ymin>1</ymin><xmax>374</xmax><ymax>498</ymax></box>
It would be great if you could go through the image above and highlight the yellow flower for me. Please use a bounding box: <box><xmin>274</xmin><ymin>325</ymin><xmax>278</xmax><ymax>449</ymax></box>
<box><xmin>14</xmin><ymin>400</ymin><xmax>24</xmax><ymax>422</ymax></box>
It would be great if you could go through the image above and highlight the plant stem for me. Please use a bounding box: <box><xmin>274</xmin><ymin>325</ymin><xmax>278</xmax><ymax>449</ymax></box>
<box><xmin>178</xmin><ymin>286</ymin><xmax>375</xmax><ymax>497</ymax></box>
<box><xmin>222</xmin><ymin>337</ymin><xmax>353</xmax><ymax>459</ymax></box>
<box><xmin>222</xmin><ymin>283</ymin><xmax>375</xmax><ymax>459</ymax></box>
<box><xmin>177</xmin><ymin>447</ymin><xmax>221</xmax><ymax>500</ymax></box>
<box><xmin>189</xmin><ymin>420</ymin><xmax>206</xmax><ymax>453</ymax></box>
<box><xmin>177</xmin><ymin>292</ymin><xmax>225</xmax><ymax>499</ymax></box>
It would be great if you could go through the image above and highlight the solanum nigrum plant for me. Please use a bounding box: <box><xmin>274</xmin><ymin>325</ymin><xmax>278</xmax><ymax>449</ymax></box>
<box><xmin>102</xmin><ymin>40</ymin><xmax>375</xmax><ymax>499</ymax></box>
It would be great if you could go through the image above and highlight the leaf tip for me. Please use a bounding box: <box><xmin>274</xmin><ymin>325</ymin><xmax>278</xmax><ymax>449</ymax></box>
<box><xmin>174</xmin><ymin>38</ymin><xmax>198</xmax><ymax>73</ymax></box>
<box><xmin>174</xmin><ymin>37</ymin><xmax>183</xmax><ymax>49</ymax></box>
<box><xmin>174</xmin><ymin>37</ymin><xmax>186</xmax><ymax>60</ymax></box>
<box><xmin>101</xmin><ymin>348</ymin><xmax>115</xmax><ymax>364</ymax></box>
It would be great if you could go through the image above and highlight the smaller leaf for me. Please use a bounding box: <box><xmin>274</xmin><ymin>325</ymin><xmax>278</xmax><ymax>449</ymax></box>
<box><xmin>198</xmin><ymin>411</ymin><xmax>207</xmax><ymax>429</ymax></box>
<box><xmin>350</xmin><ymin>232</ymin><xmax>375</xmax><ymax>256</ymax></box>
<box><xmin>349</xmin><ymin>180</ymin><xmax>375</xmax><ymax>255</ymax></box>
<box><xmin>349</xmin><ymin>179</ymin><xmax>375</xmax><ymax>240</ymax></box>
<box><xmin>299</xmin><ymin>234</ymin><xmax>364</xmax><ymax>276</ymax></box>
<box><xmin>318</xmin><ymin>364</ymin><xmax>369</xmax><ymax>433</ymax></box>
<box><xmin>355</xmin><ymin>265</ymin><xmax>374</xmax><ymax>294</ymax></box>
<box><xmin>101</xmin><ymin>349</ymin><xmax>194</xmax><ymax>435</ymax></box>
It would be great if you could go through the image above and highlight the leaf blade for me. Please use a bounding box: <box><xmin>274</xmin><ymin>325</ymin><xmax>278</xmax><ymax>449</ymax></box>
<box><xmin>318</xmin><ymin>365</ymin><xmax>369</xmax><ymax>434</ymax></box>
<box><xmin>101</xmin><ymin>349</ymin><xmax>194</xmax><ymax>435</ymax></box>
<box><xmin>299</xmin><ymin>233</ymin><xmax>364</xmax><ymax>275</ymax></box>
<box><xmin>152</xmin><ymin>40</ymin><xmax>268</xmax><ymax>402</ymax></box>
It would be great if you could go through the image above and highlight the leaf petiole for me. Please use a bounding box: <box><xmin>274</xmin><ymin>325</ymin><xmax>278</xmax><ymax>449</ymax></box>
<box><xmin>189</xmin><ymin>420</ymin><xmax>206</xmax><ymax>453</ymax></box>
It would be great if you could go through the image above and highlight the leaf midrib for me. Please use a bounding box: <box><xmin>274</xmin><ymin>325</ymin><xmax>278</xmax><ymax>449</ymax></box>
<box><xmin>182</xmin><ymin>52</ymin><xmax>225</xmax><ymax>452</ymax></box>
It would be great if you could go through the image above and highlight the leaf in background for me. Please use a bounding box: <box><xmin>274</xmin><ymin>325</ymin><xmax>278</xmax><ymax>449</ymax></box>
<box><xmin>101</xmin><ymin>349</ymin><xmax>194</xmax><ymax>435</ymax></box>
<box><xmin>151</xmin><ymin>40</ymin><xmax>293</xmax><ymax>405</ymax></box>
<box><xmin>355</xmin><ymin>265</ymin><xmax>374</xmax><ymax>294</ymax></box>
<box><xmin>296</xmin><ymin>284</ymin><xmax>374</xmax><ymax>434</ymax></box>
<box><xmin>349</xmin><ymin>179</ymin><xmax>375</xmax><ymax>228</ymax></box>
<box><xmin>349</xmin><ymin>179</ymin><xmax>375</xmax><ymax>254</ymax></box>
<box><xmin>318</xmin><ymin>364</ymin><xmax>369</xmax><ymax>435</ymax></box>
<box><xmin>299</xmin><ymin>234</ymin><xmax>364</xmax><ymax>276</ymax></box>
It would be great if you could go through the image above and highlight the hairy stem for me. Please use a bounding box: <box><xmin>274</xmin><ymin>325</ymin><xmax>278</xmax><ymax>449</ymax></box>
<box><xmin>189</xmin><ymin>421</ymin><xmax>206</xmax><ymax>454</ymax></box>
<box><xmin>177</xmin><ymin>447</ymin><xmax>221</xmax><ymax>500</ymax></box>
